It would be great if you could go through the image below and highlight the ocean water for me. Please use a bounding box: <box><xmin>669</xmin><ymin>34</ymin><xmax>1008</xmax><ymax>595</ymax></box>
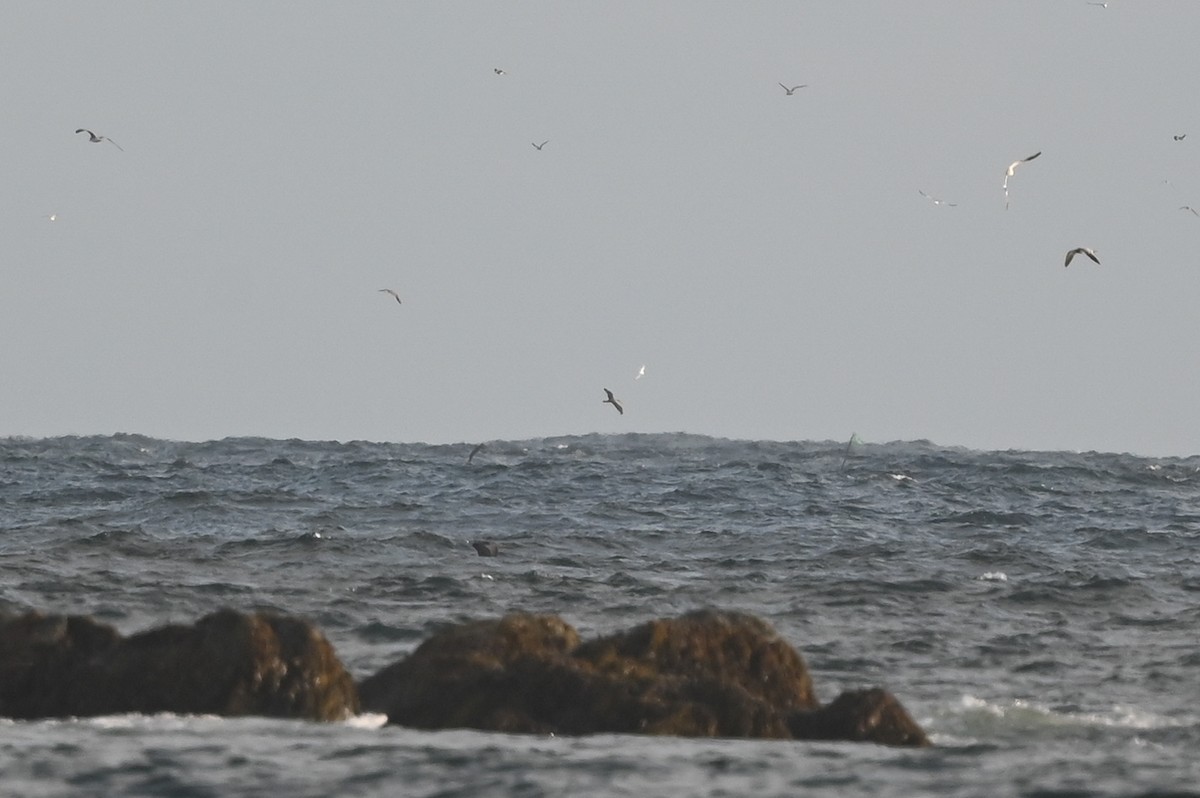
<box><xmin>1</xmin><ymin>432</ymin><xmax>1198</xmax><ymax>798</ymax></box>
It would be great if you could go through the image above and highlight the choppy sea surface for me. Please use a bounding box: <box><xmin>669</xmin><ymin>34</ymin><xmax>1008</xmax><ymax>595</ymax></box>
<box><xmin>1</xmin><ymin>432</ymin><xmax>1198</xmax><ymax>797</ymax></box>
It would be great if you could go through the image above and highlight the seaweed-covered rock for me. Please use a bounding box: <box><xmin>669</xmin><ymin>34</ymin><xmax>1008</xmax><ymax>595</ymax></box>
<box><xmin>0</xmin><ymin>609</ymin><xmax>358</xmax><ymax>721</ymax></box>
<box><xmin>789</xmin><ymin>688</ymin><xmax>929</xmax><ymax>747</ymax></box>
<box><xmin>358</xmin><ymin>613</ymin><xmax>581</xmax><ymax>732</ymax></box>
<box><xmin>359</xmin><ymin>609</ymin><xmax>928</xmax><ymax>746</ymax></box>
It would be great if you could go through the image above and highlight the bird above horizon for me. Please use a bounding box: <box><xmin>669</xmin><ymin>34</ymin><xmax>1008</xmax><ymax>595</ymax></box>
<box><xmin>635</xmin><ymin>364</ymin><xmax>645</xmax><ymax>380</ymax></box>
<box><xmin>378</xmin><ymin>288</ymin><xmax>402</xmax><ymax>304</ymax></box>
<box><xmin>1003</xmin><ymin>151</ymin><xmax>1041</xmax><ymax>209</ymax></box>
<box><xmin>918</xmin><ymin>190</ymin><xmax>957</xmax><ymax>207</ymax></box>
<box><xmin>467</xmin><ymin>443</ymin><xmax>485</xmax><ymax>464</ymax></box>
<box><xmin>602</xmin><ymin>388</ymin><xmax>623</xmax><ymax>415</ymax></box>
<box><xmin>75</xmin><ymin>128</ymin><xmax>123</xmax><ymax>151</ymax></box>
<box><xmin>778</xmin><ymin>83</ymin><xmax>807</xmax><ymax>95</ymax></box>
<box><xmin>1064</xmin><ymin>247</ymin><xmax>1100</xmax><ymax>267</ymax></box>
<box><xmin>1174</xmin><ymin>133</ymin><xmax>1187</xmax><ymax>141</ymax></box>
<box><xmin>493</xmin><ymin>67</ymin><xmax>506</xmax><ymax>75</ymax></box>
<box><xmin>532</xmin><ymin>140</ymin><xmax>549</xmax><ymax>150</ymax></box>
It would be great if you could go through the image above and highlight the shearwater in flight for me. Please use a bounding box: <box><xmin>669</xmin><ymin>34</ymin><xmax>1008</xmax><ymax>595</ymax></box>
<box><xmin>602</xmin><ymin>388</ymin><xmax>623</xmax><ymax>415</ymax></box>
<box><xmin>378</xmin><ymin>289</ymin><xmax>402</xmax><ymax>304</ymax></box>
<box><xmin>918</xmin><ymin>190</ymin><xmax>957</xmax><ymax>207</ymax></box>
<box><xmin>778</xmin><ymin>83</ymin><xmax>807</xmax><ymax>95</ymax></box>
<box><xmin>1064</xmin><ymin>247</ymin><xmax>1100</xmax><ymax>267</ymax></box>
<box><xmin>75</xmin><ymin>128</ymin><xmax>123</xmax><ymax>151</ymax></box>
<box><xmin>532</xmin><ymin>140</ymin><xmax>549</xmax><ymax>150</ymax></box>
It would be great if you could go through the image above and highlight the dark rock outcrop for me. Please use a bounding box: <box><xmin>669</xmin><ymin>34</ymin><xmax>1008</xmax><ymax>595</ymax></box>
<box><xmin>0</xmin><ymin>609</ymin><xmax>358</xmax><ymax>721</ymax></box>
<box><xmin>360</xmin><ymin>609</ymin><xmax>928</xmax><ymax>746</ymax></box>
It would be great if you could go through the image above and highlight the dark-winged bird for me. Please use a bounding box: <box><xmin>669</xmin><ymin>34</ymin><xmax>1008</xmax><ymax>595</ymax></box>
<box><xmin>602</xmin><ymin>388</ymin><xmax>623</xmax><ymax>415</ymax></box>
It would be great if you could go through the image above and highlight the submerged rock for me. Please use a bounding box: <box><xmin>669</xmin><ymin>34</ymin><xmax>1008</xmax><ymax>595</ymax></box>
<box><xmin>0</xmin><ymin>609</ymin><xmax>358</xmax><ymax>721</ymax></box>
<box><xmin>360</xmin><ymin>609</ymin><xmax>928</xmax><ymax>746</ymax></box>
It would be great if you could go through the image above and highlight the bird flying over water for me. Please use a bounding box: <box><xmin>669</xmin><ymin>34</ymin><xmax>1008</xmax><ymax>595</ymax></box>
<box><xmin>840</xmin><ymin>432</ymin><xmax>861</xmax><ymax>471</ymax></box>
<box><xmin>778</xmin><ymin>83</ymin><xmax>807</xmax><ymax>95</ymax></box>
<box><xmin>467</xmin><ymin>443</ymin><xmax>485</xmax><ymax>464</ymax></box>
<box><xmin>75</xmin><ymin>128</ymin><xmax>123</xmax><ymax>151</ymax></box>
<box><xmin>532</xmin><ymin>140</ymin><xmax>549</xmax><ymax>150</ymax></box>
<box><xmin>1064</xmin><ymin>247</ymin><xmax>1100</xmax><ymax>267</ymax></box>
<box><xmin>918</xmin><ymin>190</ymin><xmax>957</xmax><ymax>207</ymax></box>
<box><xmin>471</xmin><ymin>540</ymin><xmax>499</xmax><ymax>557</ymax></box>
<box><xmin>378</xmin><ymin>288</ymin><xmax>402</xmax><ymax>304</ymax></box>
<box><xmin>493</xmin><ymin>68</ymin><xmax>506</xmax><ymax>75</ymax></box>
<box><xmin>602</xmin><ymin>388</ymin><xmax>623</xmax><ymax>415</ymax></box>
<box><xmin>1174</xmin><ymin>134</ymin><xmax>1187</xmax><ymax>141</ymax></box>
<box><xmin>1003</xmin><ymin>151</ymin><xmax>1041</xmax><ymax>209</ymax></box>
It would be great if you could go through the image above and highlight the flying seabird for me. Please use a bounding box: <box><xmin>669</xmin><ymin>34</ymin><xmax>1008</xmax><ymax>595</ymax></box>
<box><xmin>1086</xmin><ymin>1</ymin><xmax>1108</xmax><ymax>7</ymax></box>
<box><xmin>378</xmin><ymin>288</ymin><xmax>402</xmax><ymax>304</ymax></box>
<box><xmin>493</xmin><ymin>68</ymin><xmax>506</xmax><ymax>75</ymax></box>
<box><xmin>918</xmin><ymin>190</ymin><xmax>957</xmax><ymax>207</ymax></box>
<box><xmin>471</xmin><ymin>540</ymin><xmax>499</xmax><ymax>557</ymax></box>
<box><xmin>1181</xmin><ymin>206</ymin><xmax>1200</xmax><ymax>217</ymax></box>
<box><xmin>635</xmin><ymin>364</ymin><xmax>645</xmax><ymax>380</ymax></box>
<box><xmin>1064</xmin><ymin>247</ymin><xmax>1100</xmax><ymax>267</ymax></box>
<box><xmin>532</xmin><ymin>140</ymin><xmax>549</xmax><ymax>150</ymax></box>
<box><xmin>840</xmin><ymin>432</ymin><xmax>860</xmax><ymax>471</ymax></box>
<box><xmin>44</xmin><ymin>213</ymin><xmax>57</xmax><ymax>222</ymax></box>
<box><xmin>1174</xmin><ymin>134</ymin><xmax>1187</xmax><ymax>141</ymax></box>
<box><xmin>602</xmin><ymin>388</ymin><xmax>623</xmax><ymax>415</ymax></box>
<box><xmin>467</xmin><ymin>443</ymin><xmax>485</xmax><ymax>464</ymax></box>
<box><xmin>1003</xmin><ymin>151</ymin><xmax>1041</xmax><ymax>209</ymax></box>
<box><xmin>75</xmin><ymin>128</ymin><xmax>123</xmax><ymax>151</ymax></box>
<box><xmin>778</xmin><ymin>83</ymin><xmax>807</xmax><ymax>95</ymax></box>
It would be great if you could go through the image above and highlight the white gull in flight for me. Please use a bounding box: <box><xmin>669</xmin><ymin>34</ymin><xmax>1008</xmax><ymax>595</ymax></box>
<box><xmin>1003</xmin><ymin>151</ymin><xmax>1041</xmax><ymax>209</ymax></box>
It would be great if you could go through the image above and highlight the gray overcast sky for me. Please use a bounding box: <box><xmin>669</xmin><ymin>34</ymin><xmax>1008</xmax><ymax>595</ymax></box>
<box><xmin>5</xmin><ymin>2</ymin><xmax>1200</xmax><ymax>456</ymax></box>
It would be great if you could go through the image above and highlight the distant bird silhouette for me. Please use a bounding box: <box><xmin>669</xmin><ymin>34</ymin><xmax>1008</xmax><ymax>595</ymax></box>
<box><xmin>1181</xmin><ymin>206</ymin><xmax>1200</xmax><ymax>217</ymax></box>
<box><xmin>378</xmin><ymin>288</ymin><xmax>402</xmax><ymax>304</ymax></box>
<box><xmin>1086</xmin><ymin>1</ymin><xmax>1108</xmax><ymax>7</ymax></box>
<box><xmin>493</xmin><ymin>68</ymin><xmax>506</xmax><ymax>75</ymax></box>
<box><xmin>532</xmin><ymin>140</ymin><xmax>549</xmax><ymax>150</ymax></box>
<box><xmin>471</xmin><ymin>540</ymin><xmax>499</xmax><ymax>557</ymax></box>
<box><xmin>1003</xmin><ymin>151</ymin><xmax>1041</xmax><ymax>209</ymax></box>
<box><xmin>1064</xmin><ymin>247</ymin><xmax>1100</xmax><ymax>267</ymax></box>
<box><xmin>778</xmin><ymin>83</ymin><xmax>807</xmax><ymax>95</ymax></box>
<box><xmin>1174</xmin><ymin>134</ymin><xmax>1187</xmax><ymax>141</ymax></box>
<box><xmin>602</xmin><ymin>388</ymin><xmax>623</xmax><ymax>415</ymax></box>
<box><xmin>75</xmin><ymin>128</ymin><xmax>123</xmax><ymax>151</ymax></box>
<box><xmin>840</xmin><ymin>432</ymin><xmax>861</xmax><ymax>471</ymax></box>
<box><xmin>467</xmin><ymin>443</ymin><xmax>485</xmax><ymax>464</ymax></box>
<box><xmin>918</xmin><ymin>190</ymin><xmax>957</xmax><ymax>207</ymax></box>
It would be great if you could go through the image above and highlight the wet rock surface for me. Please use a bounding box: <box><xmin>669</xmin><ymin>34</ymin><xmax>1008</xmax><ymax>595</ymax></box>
<box><xmin>0</xmin><ymin>609</ymin><xmax>359</xmax><ymax>722</ymax></box>
<box><xmin>360</xmin><ymin>609</ymin><xmax>928</xmax><ymax>746</ymax></box>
